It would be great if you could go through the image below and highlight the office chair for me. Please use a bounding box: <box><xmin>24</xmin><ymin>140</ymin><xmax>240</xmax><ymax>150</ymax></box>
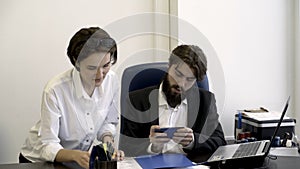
<box><xmin>121</xmin><ymin>62</ymin><xmax>209</xmax><ymax>94</ymax></box>
<box><xmin>119</xmin><ymin>62</ymin><xmax>209</xmax><ymax>156</ymax></box>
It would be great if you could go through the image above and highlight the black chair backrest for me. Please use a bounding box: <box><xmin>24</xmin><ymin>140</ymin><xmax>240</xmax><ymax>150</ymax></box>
<box><xmin>122</xmin><ymin>62</ymin><xmax>209</xmax><ymax>93</ymax></box>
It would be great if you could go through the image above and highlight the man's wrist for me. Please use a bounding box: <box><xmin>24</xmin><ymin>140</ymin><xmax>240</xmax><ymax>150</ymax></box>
<box><xmin>150</xmin><ymin>143</ymin><xmax>164</xmax><ymax>153</ymax></box>
<box><xmin>182</xmin><ymin>133</ymin><xmax>195</xmax><ymax>149</ymax></box>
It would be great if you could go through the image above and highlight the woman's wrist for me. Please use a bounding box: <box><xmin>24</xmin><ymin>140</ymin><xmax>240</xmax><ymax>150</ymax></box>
<box><xmin>101</xmin><ymin>132</ymin><xmax>114</xmax><ymax>143</ymax></box>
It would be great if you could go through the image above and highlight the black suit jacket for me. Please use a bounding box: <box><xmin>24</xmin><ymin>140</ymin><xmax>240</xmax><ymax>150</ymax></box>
<box><xmin>120</xmin><ymin>85</ymin><xmax>226</xmax><ymax>157</ymax></box>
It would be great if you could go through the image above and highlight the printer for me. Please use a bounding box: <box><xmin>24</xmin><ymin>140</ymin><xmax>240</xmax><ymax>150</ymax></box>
<box><xmin>234</xmin><ymin>111</ymin><xmax>296</xmax><ymax>141</ymax></box>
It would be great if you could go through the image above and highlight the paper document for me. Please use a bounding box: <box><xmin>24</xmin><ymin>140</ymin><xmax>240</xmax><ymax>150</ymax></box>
<box><xmin>118</xmin><ymin>157</ymin><xmax>142</xmax><ymax>169</ymax></box>
<box><xmin>270</xmin><ymin>147</ymin><xmax>300</xmax><ymax>157</ymax></box>
<box><xmin>242</xmin><ymin>111</ymin><xmax>291</xmax><ymax>121</ymax></box>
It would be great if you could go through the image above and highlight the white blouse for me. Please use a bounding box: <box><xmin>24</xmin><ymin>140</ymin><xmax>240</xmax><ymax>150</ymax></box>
<box><xmin>21</xmin><ymin>68</ymin><xmax>119</xmax><ymax>162</ymax></box>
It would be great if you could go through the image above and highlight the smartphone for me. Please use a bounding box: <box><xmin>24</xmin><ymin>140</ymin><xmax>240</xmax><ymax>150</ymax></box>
<box><xmin>154</xmin><ymin>127</ymin><xmax>183</xmax><ymax>138</ymax></box>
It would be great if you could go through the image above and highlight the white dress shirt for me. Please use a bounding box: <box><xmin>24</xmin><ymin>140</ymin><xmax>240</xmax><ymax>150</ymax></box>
<box><xmin>21</xmin><ymin>68</ymin><xmax>119</xmax><ymax>162</ymax></box>
<box><xmin>148</xmin><ymin>84</ymin><xmax>194</xmax><ymax>154</ymax></box>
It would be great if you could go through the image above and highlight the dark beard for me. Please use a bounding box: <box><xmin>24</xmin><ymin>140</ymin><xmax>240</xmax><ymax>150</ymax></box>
<box><xmin>162</xmin><ymin>74</ymin><xmax>186</xmax><ymax>108</ymax></box>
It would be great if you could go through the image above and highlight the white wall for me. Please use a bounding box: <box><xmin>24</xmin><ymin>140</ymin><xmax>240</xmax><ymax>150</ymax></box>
<box><xmin>0</xmin><ymin>0</ymin><xmax>156</xmax><ymax>164</ymax></box>
<box><xmin>178</xmin><ymin>0</ymin><xmax>296</xmax><ymax>139</ymax></box>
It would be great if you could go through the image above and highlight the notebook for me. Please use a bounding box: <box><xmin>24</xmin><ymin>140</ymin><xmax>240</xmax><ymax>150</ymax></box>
<box><xmin>206</xmin><ymin>96</ymin><xmax>290</xmax><ymax>168</ymax></box>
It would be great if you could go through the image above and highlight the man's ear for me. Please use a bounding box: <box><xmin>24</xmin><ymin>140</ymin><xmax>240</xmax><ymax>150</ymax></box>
<box><xmin>75</xmin><ymin>62</ymin><xmax>80</xmax><ymax>71</ymax></box>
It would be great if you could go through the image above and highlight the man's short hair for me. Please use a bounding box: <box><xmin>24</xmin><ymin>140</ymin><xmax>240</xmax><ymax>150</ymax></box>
<box><xmin>169</xmin><ymin>45</ymin><xmax>207</xmax><ymax>81</ymax></box>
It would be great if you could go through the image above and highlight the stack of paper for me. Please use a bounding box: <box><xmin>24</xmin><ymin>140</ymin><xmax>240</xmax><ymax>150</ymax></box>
<box><xmin>242</xmin><ymin>111</ymin><xmax>291</xmax><ymax>121</ymax></box>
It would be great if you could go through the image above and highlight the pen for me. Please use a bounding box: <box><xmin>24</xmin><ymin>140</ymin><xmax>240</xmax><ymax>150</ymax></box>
<box><xmin>102</xmin><ymin>143</ymin><xmax>109</xmax><ymax>161</ymax></box>
<box><xmin>107</xmin><ymin>142</ymin><xmax>115</xmax><ymax>161</ymax></box>
<box><xmin>243</xmin><ymin>107</ymin><xmax>268</xmax><ymax>113</ymax></box>
<box><xmin>107</xmin><ymin>143</ymin><xmax>112</xmax><ymax>161</ymax></box>
<box><xmin>260</xmin><ymin>107</ymin><xmax>269</xmax><ymax>112</ymax></box>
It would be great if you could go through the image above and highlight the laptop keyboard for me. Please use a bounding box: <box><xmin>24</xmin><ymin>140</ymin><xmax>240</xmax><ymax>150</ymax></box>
<box><xmin>232</xmin><ymin>142</ymin><xmax>261</xmax><ymax>158</ymax></box>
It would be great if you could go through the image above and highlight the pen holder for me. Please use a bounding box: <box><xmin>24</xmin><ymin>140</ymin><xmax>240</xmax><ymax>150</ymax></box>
<box><xmin>95</xmin><ymin>160</ymin><xmax>117</xmax><ymax>169</ymax></box>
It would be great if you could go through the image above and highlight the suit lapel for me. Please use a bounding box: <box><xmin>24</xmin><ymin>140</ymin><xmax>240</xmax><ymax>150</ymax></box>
<box><xmin>187</xmin><ymin>87</ymin><xmax>201</xmax><ymax>128</ymax></box>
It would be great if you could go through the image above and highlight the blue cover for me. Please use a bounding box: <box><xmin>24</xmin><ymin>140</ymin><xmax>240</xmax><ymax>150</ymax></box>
<box><xmin>135</xmin><ymin>153</ymin><xmax>194</xmax><ymax>169</ymax></box>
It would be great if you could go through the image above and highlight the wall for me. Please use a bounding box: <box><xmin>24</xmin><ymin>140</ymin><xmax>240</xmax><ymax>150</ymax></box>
<box><xmin>0</xmin><ymin>0</ymin><xmax>156</xmax><ymax>164</ymax></box>
<box><xmin>178</xmin><ymin>0</ymin><xmax>296</xmax><ymax>139</ymax></box>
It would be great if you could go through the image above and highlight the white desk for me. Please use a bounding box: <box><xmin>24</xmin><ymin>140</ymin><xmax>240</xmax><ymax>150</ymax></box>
<box><xmin>269</xmin><ymin>147</ymin><xmax>299</xmax><ymax>157</ymax></box>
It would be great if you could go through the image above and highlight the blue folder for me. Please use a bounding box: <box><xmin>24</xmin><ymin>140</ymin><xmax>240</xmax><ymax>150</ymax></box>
<box><xmin>135</xmin><ymin>153</ymin><xmax>194</xmax><ymax>169</ymax></box>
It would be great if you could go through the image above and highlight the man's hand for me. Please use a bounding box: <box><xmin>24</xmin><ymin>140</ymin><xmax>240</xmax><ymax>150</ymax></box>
<box><xmin>172</xmin><ymin>127</ymin><xmax>193</xmax><ymax>147</ymax></box>
<box><xmin>149</xmin><ymin>125</ymin><xmax>170</xmax><ymax>153</ymax></box>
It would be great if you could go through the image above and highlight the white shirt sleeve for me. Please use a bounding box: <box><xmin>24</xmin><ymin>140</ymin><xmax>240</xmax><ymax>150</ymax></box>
<box><xmin>39</xmin><ymin>88</ymin><xmax>64</xmax><ymax>161</ymax></box>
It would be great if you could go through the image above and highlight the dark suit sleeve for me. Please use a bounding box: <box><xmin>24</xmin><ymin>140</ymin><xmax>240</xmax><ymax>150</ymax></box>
<box><xmin>184</xmin><ymin>91</ymin><xmax>226</xmax><ymax>155</ymax></box>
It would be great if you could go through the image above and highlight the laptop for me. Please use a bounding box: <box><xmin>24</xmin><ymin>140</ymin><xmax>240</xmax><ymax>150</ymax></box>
<box><xmin>206</xmin><ymin>96</ymin><xmax>290</xmax><ymax>168</ymax></box>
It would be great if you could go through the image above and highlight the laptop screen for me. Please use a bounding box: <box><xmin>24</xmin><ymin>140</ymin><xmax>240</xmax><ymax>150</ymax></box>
<box><xmin>265</xmin><ymin>96</ymin><xmax>290</xmax><ymax>155</ymax></box>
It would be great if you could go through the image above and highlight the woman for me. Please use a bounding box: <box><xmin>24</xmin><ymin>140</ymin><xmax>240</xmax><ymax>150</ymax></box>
<box><xmin>20</xmin><ymin>27</ymin><xmax>124</xmax><ymax>169</ymax></box>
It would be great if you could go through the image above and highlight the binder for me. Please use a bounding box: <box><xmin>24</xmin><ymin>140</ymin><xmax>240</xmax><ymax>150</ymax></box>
<box><xmin>135</xmin><ymin>153</ymin><xmax>194</xmax><ymax>169</ymax></box>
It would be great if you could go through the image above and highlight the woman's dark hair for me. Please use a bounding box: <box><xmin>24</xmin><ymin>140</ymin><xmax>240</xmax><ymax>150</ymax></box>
<box><xmin>67</xmin><ymin>27</ymin><xmax>117</xmax><ymax>69</ymax></box>
<box><xmin>169</xmin><ymin>45</ymin><xmax>207</xmax><ymax>81</ymax></box>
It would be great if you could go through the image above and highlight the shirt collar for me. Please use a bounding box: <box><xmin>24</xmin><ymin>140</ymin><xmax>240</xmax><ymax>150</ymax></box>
<box><xmin>72</xmin><ymin>68</ymin><xmax>104</xmax><ymax>100</ymax></box>
<box><xmin>158</xmin><ymin>83</ymin><xmax>187</xmax><ymax>108</ymax></box>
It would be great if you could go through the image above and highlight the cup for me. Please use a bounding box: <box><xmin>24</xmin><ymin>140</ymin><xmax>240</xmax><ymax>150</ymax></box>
<box><xmin>95</xmin><ymin>160</ymin><xmax>117</xmax><ymax>169</ymax></box>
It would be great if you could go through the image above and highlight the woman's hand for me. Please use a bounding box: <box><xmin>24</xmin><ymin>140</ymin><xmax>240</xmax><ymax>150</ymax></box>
<box><xmin>55</xmin><ymin>149</ymin><xmax>90</xmax><ymax>169</ymax></box>
<box><xmin>72</xmin><ymin>150</ymin><xmax>90</xmax><ymax>169</ymax></box>
<box><xmin>112</xmin><ymin>149</ymin><xmax>125</xmax><ymax>161</ymax></box>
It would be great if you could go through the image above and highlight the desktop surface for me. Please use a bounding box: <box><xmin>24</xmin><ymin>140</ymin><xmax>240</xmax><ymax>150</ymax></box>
<box><xmin>0</xmin><ymin>150</ymin><xmax>299</xmax><ymax>169</ymax></box>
